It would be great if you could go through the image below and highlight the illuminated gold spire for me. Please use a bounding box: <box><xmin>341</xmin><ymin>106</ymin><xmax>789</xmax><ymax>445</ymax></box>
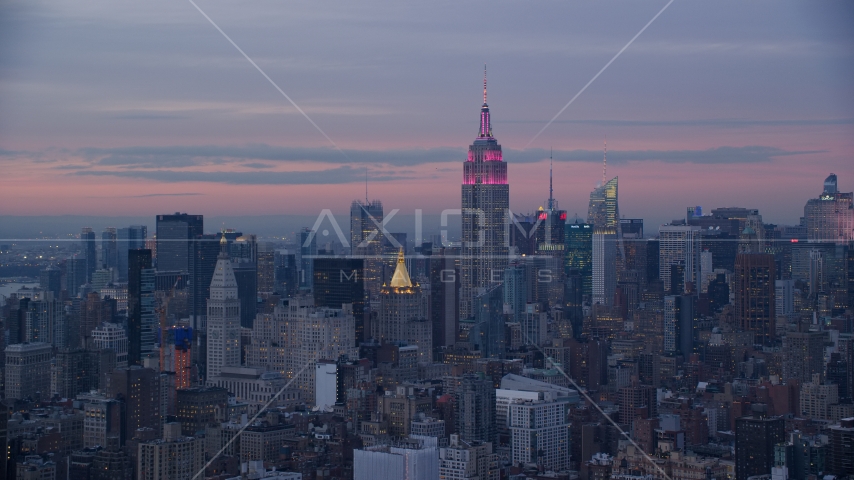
<box><xmin>389</xmin><ymin>248</ymin><xmax>412</xmax><ymax>288</ymax></box>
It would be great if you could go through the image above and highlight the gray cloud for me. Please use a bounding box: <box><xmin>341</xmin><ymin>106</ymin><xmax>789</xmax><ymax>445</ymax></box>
<box><xmin>500</xmin><ymin>118</ymin><xmax>854</xmax><ymax>128</ymax></box>
<box><xmin>72</xmin><ymin>166</ymin><xmax>410</xmax><ymax>185</ymax></box>
<box><xmin>130</xmin><ymin>192</ymin><xmax>203</xmax><ymax>198</ymax></box>
<box><xmin>109</xmin><ymin>113</ymin><xmax>189</xmax><ymax>120</ymax></box>
<box><xmin>73</xmin><ymin>144</ymin><xmax>818</xmax><ymax>170</ymax></box>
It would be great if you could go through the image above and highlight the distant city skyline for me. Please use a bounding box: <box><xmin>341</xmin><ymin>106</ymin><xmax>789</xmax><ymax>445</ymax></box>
<box><xmin>1</xmin><ymin>1</ymin><xmax>852</xmax><ymax>227</ymax></box>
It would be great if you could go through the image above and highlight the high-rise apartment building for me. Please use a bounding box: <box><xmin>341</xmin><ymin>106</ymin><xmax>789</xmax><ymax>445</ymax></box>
<box><xmin>206</xmin><ymin>238</ymin><xmax>241</xmax><ymax>380</ymax></box>
<box><xmin>781</xmin><ymin>331</ymin><xmax>826</xmax><ymax>384</ymax></box>
<box><xmin>4</xmin><ymin>342</ymin><xmax>52</xmax><ymax>401</ymax></box>
<box><xmin>246</xmin><ymin>297</ymin><xmax>356</xmax><ymax>403</ymax></box>
<box><xmin>735</xmin><ymin>414</ymin><xmax>785</xmax><ymax>480</ymax></box>
<box><xmin>439</xmin><ymin>434</ymin><xmax>499</xmax><ymax>480</ymax></box>
<box><xmin>456</xmin><ymin>373</ymin><xmax>496</xmax><ymax>444</ymax></box>
<box><xmin>155</xmin><ymin>213</ymin><xmax>203</xmax><ymax>273</ymax></box>
<box><xmin>659</xmin><ymin>225</ymin><xmax>702</xmax><ymax>294</ymax></box>
<box><xmin>128</xmin><ymin>249</ymin><xmax>155</xmax><ymax>365</ymax></box>
<box><xmin>804</xmin><ymin>174</ymin><xmax>853</xmax><ymax>244</ymax></box>
<box><xmin>735</xmin><ymin>253</ymin><xmax>776</xmax><ymax>346</ymax></box>
<box><xmin>827</xmin><ymin>418</ymin><xmax>854</xmax><ymax>478</ymax></box>
<box><xmin>799</xmin><ymin>374</ymin><xmax>838</xmax><ymax>420</ymax></box>
<box><xmin>461</xmin><ymin>71</ymin><xmax>509</xmax><ymax>319</ymax></box>
<box><xmin>509</xmin><ymin>398</ymin><xmax>571</xmax><ymax>472</ymax></box>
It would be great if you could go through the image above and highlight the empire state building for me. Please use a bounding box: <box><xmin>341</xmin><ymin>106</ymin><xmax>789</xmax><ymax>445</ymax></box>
<box><xmin>461</xmin><ymin>68</ymin><xmax>509</xmax><ymax>318</ymax></box>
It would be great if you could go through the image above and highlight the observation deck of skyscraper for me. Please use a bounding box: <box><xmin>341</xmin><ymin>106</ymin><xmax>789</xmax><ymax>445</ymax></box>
<box><xmin>1</xmin><ymin>3</ymin><xmax>853</xmax><ymax>480</ymax></box>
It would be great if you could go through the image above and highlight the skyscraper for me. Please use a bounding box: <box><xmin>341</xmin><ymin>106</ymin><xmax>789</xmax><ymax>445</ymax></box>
<box><xmin>128</xmin><ymin>249</ymin><xmax>155</xmax><ymax>365</ymax></box>
<box><xmin>299</xmin><ymin>227</ymin><xmax>317</xmax><ymax>290</ymax></box>
<box><xmin>470</xmin><ymin>284</ymin><xmax>504</xmax><ymax>359</ymax></box>
<box><xmin>155</xmin><ymin>213</ymin><xmax>203</xmax><ymax>273</ymax></box>
<box><xmin>461</xmin><ymin>69</ymin><xmax>509</xmax><ymax>319</ymax></box>
<box><xmin>376</xmin><ymin>250</ymin><xmax>431</xmax><ymax>364</ymax></box>
<box><xmin>565</xmin><ymin>220</ymin><xmax>594</xmax><ymax>299</ymax></box>
<box><xmin>188</xmin><ymin>233</ymin><xmax>219</xmax><ymax>326</ymax></box>
<box><xmin>101</xmin><ymin>227</ymin><xmax>118</xmax><ymax>273</ymax></box>
<box><xmin>803</xmin><ymin>173</ymin><xmax>854</xmax><ymax>244</ymax></box>
<box><xmin>664</xmin><ymin>295</ymin><xmax>695</xmax><ymax>356</ymax></box>
<box><xmin>206</xmin><ymin>236</ymin><xmax>241</xmax><ymax>380</ymax></box>
<box><xmin>66</xmin><ymin>256</ymin><xmax>88</xmax><ymax>298</ymax></box>
<box><xmin>587</xmin><ymin>176</ymin><xmax>619</xmax><ymax>229</ymax></box>
<box><xmin>428</xmin><ymin>249</ymin><xmax>460</xmax><ymax>357</ymax></box>
<box><xmin>592</xmin><ymin>226</ymin><xmax>617</xmax><ymax>306</ymax></box>
<box><xmin>659</xmin><ymin>225</ymin><xmax>702</xmax><ymax>294</ymax></box>
<box><xmin>117</xmin><ymin>225</ymin><xmax>147</xmax><ymax>282</ymax></box>
<box><xmin>81</xmin><ymin>227</ymin><xmax>97</xmax><ymax>283</ymax></box>
<box><xmin>734</xmin><ymin>252</ymin><xmax>776</xmax><ymax>346</ymax></box>
<box><xmin>39</xmin><ymin>266</ymin><xmax>62</xmax><ymax>301</ymax></box>
<box><xmin>351</xmin><ymin>199</ymin><xmax>385</xmax><ymax>297</ymax></box>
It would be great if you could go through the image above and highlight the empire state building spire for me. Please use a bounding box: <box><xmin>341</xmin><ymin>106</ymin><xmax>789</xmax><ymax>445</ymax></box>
<box><xmin>479</xmin><ymin>65</ymin><xmax>492</xmax><ymax>138</ymax></box>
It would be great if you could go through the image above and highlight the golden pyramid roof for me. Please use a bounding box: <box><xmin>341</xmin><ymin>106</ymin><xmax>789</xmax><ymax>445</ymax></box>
<box><xmin>389</xmin><ymin>248</ymin><xmax>413</xmax><ymax>288</ymax></box>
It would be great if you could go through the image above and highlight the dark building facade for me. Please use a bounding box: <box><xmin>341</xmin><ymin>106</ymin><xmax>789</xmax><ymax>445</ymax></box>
<box><xmin>735</xmin><ymin>415</ymin><xmax>785</xmax><ymax>480</ymax></box>
<box><xmin>735</xmin><ymin>253</ymin><xmax>776</xmax><ymax>346</ymax></box>
<box><xmin>81</xmin><ymin>227</ymin><xmax>97</xmax><ymax>283</ymax></box>
<box><xmin>429</xmin><ymin>250</ymin><xmax>460</xmax><ymax>358</ymax></box>
<box><xmin>107</xmin><ymin>366</ymin><xmax>161</xmax><ymax>444</ymax></box>
<box><xmin>176</xmin><ymin>386</ymin><xmax>228</xmax><ymax>437</ymax></box>
<box><xmin>314</xmin><ymin>257</ymin><xmax>365</xmax><ymax>345</ymax></box>
<box><xmin>116</xmin><ymin>225</ymin><xmax>147</xmax><ymax>282</ymax></box>
<box><xmin>155</xmin><ymin>213</ymin><xmax>203</xmax><ymax>273</ymax></box>
<box><xmin>127</xmin><ymin>249</ymin><xmax>154</xmax><ymax>366</ymax></box>
<box><xmin>39</xmin><ymin>266</ymin><xmax>62</xmax><ymax>301</ymax></box>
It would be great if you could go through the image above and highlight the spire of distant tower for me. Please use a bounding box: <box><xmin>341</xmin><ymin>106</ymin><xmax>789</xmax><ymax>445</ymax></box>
<box><xmin>483</xmin><ymin>64</ymin><xmax>487</xmax><ymax>105</ymax></box>
<box><xmin>365</xmin><ymin>167</ymin><xmax>368</xmax><ymax>204</ymax></box>
<box><xmin>219</xmin><ymin>230</ymin><xmax>228</xmax><ymax>256</ymax></box>
<box><xmin>602</xmin><ymin>139</ymin><xmax>607</xmax><ymax>186</ymax></box>
<box><xmin>548</xmin><ymin>148</ymin><xmax>554</xmax><ymax>211</ymax></box>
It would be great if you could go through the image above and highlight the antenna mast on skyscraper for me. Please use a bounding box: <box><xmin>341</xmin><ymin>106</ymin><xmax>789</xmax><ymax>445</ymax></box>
<box><xmin>548</xmin><ymin>148</ymin><xmax>554</xmax><ymax>211</ymax></box>
<box><xmin>483</xmin><ymin>64</ymin><xmax>487</xmax><ymax>105</ymax></box>
<box><xmin>602</xmin><ymin>139</ymin><xmax>607</xmax><ymax>186</ymax></box>
<box><xmin>365</xmin><ymin>167</ymin><xmax>368</xmax><ymax>204</ymax></box>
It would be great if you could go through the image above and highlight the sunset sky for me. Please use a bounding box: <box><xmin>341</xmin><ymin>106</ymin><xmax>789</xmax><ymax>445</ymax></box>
<box><xmin>1</xmin><ymin>0</ymin><xmax>852</xmax><ymax>229</ymax></box>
